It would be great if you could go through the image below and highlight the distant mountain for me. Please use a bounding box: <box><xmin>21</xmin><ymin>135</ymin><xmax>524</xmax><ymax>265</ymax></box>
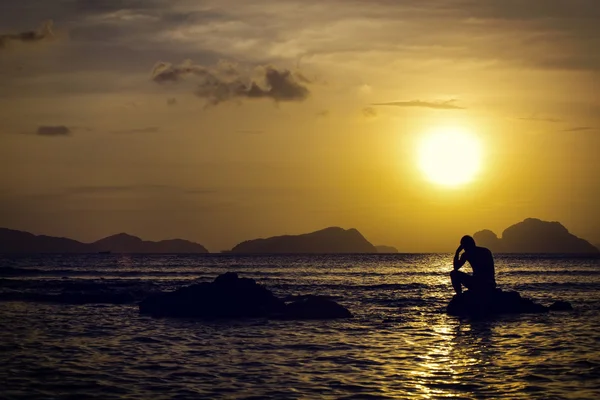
<box><xmin>473</xmin><ymin>218</ymin><xmax>599</xmax><ymax>254</ymax></box>
<box><xmin>92</xmin><ymin>233</ymin><xmax>208</xmax><ymax>254</ymax></box>
<box><xmin>0</xmin><ymin>228</ymin><xmax>208</xmax><ymax>254</ymax></box>
<box><xmin>0</xmin><ymin>228</ymin><xmax>90</xmax><ymax>253</ymax></box>
<box><xmin>230</xmin><ymin>227</ymin><xmax>377</xmax><ymax>254</ymax></box>
<box><xmin>375</xmin><ymin>245</ymin><xmax>398</xmax><ymax>253</ymax></box>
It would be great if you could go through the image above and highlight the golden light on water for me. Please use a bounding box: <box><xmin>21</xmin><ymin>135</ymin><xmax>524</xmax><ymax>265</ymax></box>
<box><xmin>417</xmin><ymin>127</ymin><xmax>482</xmax><ymax>187</ymax></box>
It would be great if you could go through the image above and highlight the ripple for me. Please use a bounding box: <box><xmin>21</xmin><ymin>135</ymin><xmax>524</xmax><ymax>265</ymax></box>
<box><xmin>1</xmin><ymin>254</ymin><xmax>600</xmax><ymax>399</ymax></box>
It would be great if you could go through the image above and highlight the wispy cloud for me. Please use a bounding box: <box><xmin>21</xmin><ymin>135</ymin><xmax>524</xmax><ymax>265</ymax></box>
<box><xmin>0</xmin><ymin>21</ymin><xmax>54</xmax><ymax>49</ymax></box>
<box><xmin>35</xmin><ymin>125</ymin><xmax>71</xmax><ymax>137</ymax></box>
<box><xmin>151</xmin><ymin>60</ymin><xmax>310</xmax><ymax>106</ymax></box>
<box><xmin>518</xmin><ymin>116</ymin><xmax>562</xmax><ymax>123</ymax></box>
<box><xmin>562</xmin><ymin>126</ymin><xmax>595</xmax><ymax>132</ymax></box>
<box><xmin>110</xmin><ymin>127</ymin><xmax>160</xmax><ymax>134</ymax></box>
<box><xmin>362</xmin><ymin>107</ymin><xmax>377</xmax><ymax>118</ymax></box>
<box><xmin>67</xmin><ymin>185</ymin><xmax>170</xmax><ymax>195</ymax></box>
<box><xmin>371</xmin><ymin>100</ymin><xmax>465</xmax><ymax>110</ymax></box>
<box><xmin>235</xmin><ymin>129</ymin><xmax>264</xmax><ymax>135</ymax></box>
<box><xmin>67</xmin><ymin>185</ymin><xmax>216</xmax><ymax>196</ymax></box>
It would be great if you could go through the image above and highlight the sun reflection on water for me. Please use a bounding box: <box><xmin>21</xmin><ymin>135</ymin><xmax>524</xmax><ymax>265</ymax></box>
<box><xmin>1</xmin><ymin>254</ymin><xmax>599</xmax><ymax>399</ymax></box>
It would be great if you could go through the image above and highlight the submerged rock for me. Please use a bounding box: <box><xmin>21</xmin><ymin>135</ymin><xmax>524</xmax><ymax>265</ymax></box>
<box><xmin>139</xmin><ymin>272</ymin><xmax>353</xmax><ymax>320</ymax></box>
<box><xmin>447</xmin><ymin>289</ymin><xmax>572</xmax><ymax>317</ymax></box>
<box><xmin>140</xmin><ymin>272</ymin><xmax>284</xmax><ymax>318</ymax></box>
<box><xmin>280</xmin><ymin>296</ymin><xmax>353</xmax><ymax>320</ymax></box>
<box><xmin>549</xmin><ymin>300</ymin><xmax>573</xmax><ymax>311</ymax></box>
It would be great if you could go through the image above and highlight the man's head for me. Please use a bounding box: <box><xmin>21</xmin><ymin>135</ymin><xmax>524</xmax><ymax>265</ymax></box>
<box><xmin>460</xmin><ymin>235</ymin><xmax>476</xmax><ymax>251</ymax></box>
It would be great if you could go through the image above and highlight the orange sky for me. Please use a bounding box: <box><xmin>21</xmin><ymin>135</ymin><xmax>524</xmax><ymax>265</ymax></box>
<box><xmin>0</xmin><ymin>0</ymin><xmax>599</xmax><ymax>252</ymax></box>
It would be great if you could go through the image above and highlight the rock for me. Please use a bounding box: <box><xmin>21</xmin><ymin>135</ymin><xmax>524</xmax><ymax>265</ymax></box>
<box><xmin>139</xmin><ymin>273</ymin><xmax>353</xmax><ymax>320</ymax></box>
<box><xmin>280</xmin><ymin>296</ymin><xmax>353</xmax><ymax>320</ymax></box>
<box><xmin>447</xmin><ymin>289</ymin><xmax>551</xmax><ymax>317</ymax></box>
<box><xmin>549</xmin><ymin>300</ymin><xmax>573</xmax><ymax>311</ymax></box>
<box><xmin>229</xmin><ymin>227</ymin><xmax>377</xmax><ymax>254</ymax></box>
<box><xmin>140</xmin><ymin>273</ymin><xmax>284</xmax><ymax>318</ymax></box>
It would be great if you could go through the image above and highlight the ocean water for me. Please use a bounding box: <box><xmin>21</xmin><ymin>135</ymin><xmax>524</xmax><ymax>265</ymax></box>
<box><xmin>1</xmin><ymin>254</ymin><xmax>599</xmax><ymax>399</ymax></box>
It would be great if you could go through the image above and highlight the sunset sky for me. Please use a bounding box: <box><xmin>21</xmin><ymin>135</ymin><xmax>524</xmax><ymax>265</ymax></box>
<box><xmin>1</xmin><ymin>0</ymin><xmax>599</xmax><ymax>252</ymax></box>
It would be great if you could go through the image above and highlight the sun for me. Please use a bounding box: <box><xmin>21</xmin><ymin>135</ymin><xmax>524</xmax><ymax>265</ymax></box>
<box><xmin>417</xmin><ymin>127</ymin><xmax>482</xmax><ymax>187</ymax></box>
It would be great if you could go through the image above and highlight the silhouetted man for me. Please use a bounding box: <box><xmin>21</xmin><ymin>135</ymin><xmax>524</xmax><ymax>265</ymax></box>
<box><xmin>451</xmin><ymin>235</ymin><xmax>496</xmax><ymax>295</ymax></box>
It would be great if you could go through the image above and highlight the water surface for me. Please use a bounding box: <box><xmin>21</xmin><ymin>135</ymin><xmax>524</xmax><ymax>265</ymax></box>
<box><xmin>1</xmin><ymin>254</ymin><xmax>599</xmax><ymax>399</ymax></box>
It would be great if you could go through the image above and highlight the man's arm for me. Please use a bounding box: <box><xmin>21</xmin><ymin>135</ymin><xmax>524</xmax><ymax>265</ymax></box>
<box><xmin>453</xmin><ymin>245</ymin><xmax>467</xmax><ymax>270</ymax></box>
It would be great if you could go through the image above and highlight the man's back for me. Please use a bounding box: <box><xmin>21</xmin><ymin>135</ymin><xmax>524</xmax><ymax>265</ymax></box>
<box><xmin>466</xmin><ymin>246</ymin><xmax>496</xmax><ymax>284</ymax></box>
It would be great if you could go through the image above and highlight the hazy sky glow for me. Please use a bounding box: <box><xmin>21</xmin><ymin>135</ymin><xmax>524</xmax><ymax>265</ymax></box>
<box><xmin>1</xmin><ymin>0</ymin><xmax>599</xmax><ymax>251</ymax></box>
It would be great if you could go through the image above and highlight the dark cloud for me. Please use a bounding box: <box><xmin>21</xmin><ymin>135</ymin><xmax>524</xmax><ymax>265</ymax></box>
<box><xmin>463</xmin><ymin>0</ymin><xmax>600</xmax><ymax>72</ymax></box>
<box><xmin>151</xmin><ymin>61</ymin><xmax>310</xmax><ymax>105</ymax></box>
<box><xmin>362</xmin><ymin>107</ymin><xmax>377</xmax><ymax>118</ymax></box>
<box><xmin>36</xmin><ymin>126</ymin><xmax>71</xmax><ymax>137</ymax></box>
<box><xmin>73</xmin><ymin>0</ymin><xmax>159</xmax><ymax>13</ymax></box>
<box><xmin>151</xmin><ymin>60</ymin><xmax>209</xmax><ymax>83</ymax></box>
<box><xmin>0</xmin><ymin>20</ymin><xmax>54</xmax><ymax>49</ymax></box>
<box><xmin>460</xmin><ymin>0</ymin><xmax>600</xmax><ymax>21</ymax></box>
<box><xmin>110</xmin><ymin>127</ymin><xmax>160</xmax><ymax>134</ymax></box>
<box><xmin>167</xmin><ymin>98</ymin><xmax>178</xmax><ymax>106</ymax></box>
<box><xmin>372</xmin><ymin>100</ymin><xmax>465</xmax><ymax>110</ymax></box>
<box><xmin>316</xmin><ymin>110</ymin><xmax>330</xmax><ymax>117</ymax></box>
<box><xmin>562</xmin><ymin>126</ymin><xmax>595</xmax><ymax>132</ymax></box>
<box><xmin>241</xmin><ymin>67</ymin><xmax>310</xmax><ymax>102</ymax></box>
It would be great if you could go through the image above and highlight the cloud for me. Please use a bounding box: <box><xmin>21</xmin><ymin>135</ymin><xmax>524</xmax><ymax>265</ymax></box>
<box><xmin>110</xmin><ymin>127</ymin><xmax>160</xmax><ymax>134</ymax></box>
<box><xmin>36</xmin><ymin>126</ymin><xmax>71</xmax><ymax>137</ymax></box>
<box><xmin>240</xmin><ymin>67</ymin><xmax>310</xmax><ymax>102</ymax></box>
<box><xmin>562</xmin><ymin>126</ymin><xmax>595</xmax><ymax>132</ymax></box>
<box><xmin>63</xmin><ymin>184</ymin><xmax>218</xmax><ymax>197</ymax></box>
<box><xmin>67</xmin><ymin>184</ymin><xmax>170</xmax><ymax>195</ymax></box>
<box><xmin>235</xmin><ymin>129</ymin><xmax>264</xmax><ymax>135</ymax></box>
<box><xmin>0</xmin><ymin>21</ymin><xmax>54</xmax><ymax>49</ymax></box>
<box><xmin>167</xmin><ymin>98</ymin><xmax>178</xmax><ymax>106</ymax></box>
<box><xmin>184</xmin><ymin>188</ymin><xmax>218</xmax><ymax>195</ymax></box>
<box><xmin>316</xmin><ymin>110</ymin><xmax>330</xmax><ymax>118</ymax></box>
<box><xmin>371</xmin><ymin>100</ymin><xmax>465</xmax><ymax>110</ymax></box>
<box><xmin>151</xmin><ymin>59</ymin><xmax>208</xmax><ymax>83</ymax></box>
<box><xmin>362</xmin><ymin>107</ymin><xmax>378</xmax><ymax>118</ymax></box>
<box><xmin>151</xmin><ymin>60</ymin><xmax>310</xmax><ymax>105</ymax></box>
<box><xmin>518</xmin><ymin>116</ymin><xmax>562</xmax><ymax>123</ymax></box>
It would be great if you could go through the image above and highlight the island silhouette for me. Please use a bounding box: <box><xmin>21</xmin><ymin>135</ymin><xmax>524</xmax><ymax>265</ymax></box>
<box><xmin>375</xmin><ymin>245</ymin><xmax>399</xmax><ymax>253</ymax></box>
<box><xmin>1</xmin><ymin>218</ymin><xmax>597</xmax><ymax>254</ymax></box>
<box><xmin>229</xmin><ymin>227</ymin><xmax>377</xmax><ymax>254</ymax></box>
<box><xmin>0</xmin><ymin>228</ymin><xmax>208</xmax><ymax>254</ymax></box>
<box><xmin>473</xmin><ymin>218</ymin><xmax>599</xmax><ymax>254</ymax></box>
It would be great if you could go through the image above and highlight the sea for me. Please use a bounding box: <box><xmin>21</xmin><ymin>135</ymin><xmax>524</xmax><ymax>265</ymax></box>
<box><xmin>0</xmin><ymin>254</ymin><xmax>599</xmax><ymax>399</ymax></box>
